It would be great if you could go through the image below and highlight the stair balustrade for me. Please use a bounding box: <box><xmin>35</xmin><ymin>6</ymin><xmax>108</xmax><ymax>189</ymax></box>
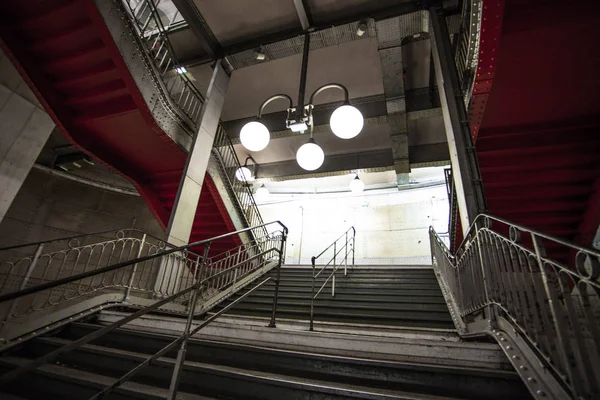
<box><xmin>430</xmin><ymin>214</ymin><xmax>600</xmax><ymax>400</ymax></box>
<box><xmin>0</xmin><ymin>223</ymin><xmax>287</xmax><ymax>347</ymax></box>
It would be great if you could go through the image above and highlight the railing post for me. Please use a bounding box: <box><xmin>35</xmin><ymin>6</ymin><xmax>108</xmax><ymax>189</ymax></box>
<box><xmin>167</xmin><ymin>245</ymin><xmax>206</xmax><ymax>400</ymax></box>
<box><xmin>310</xmin><ymin>256</ymin><xmax>316</xmax><ymax>331</ymax></box>
<box><xmin>332</xmin><ymin>274</ymin><xmax>335</xmax><ymax>297</ymax></box>
<box><xmin>2</xmin><ymin>243</ymin><xmax>45</xmax><ymax>327</ymax></box>
<box><xmin>269</xmin><ymin>232</ymin><xmax>286</xmax><ymax>328</ymax></box>
<box><xmin>344</xmin><ymin>231</ymin><xmax>348</xmax><ymax>276</ymax></box>
<box><xmin>333</xmin><ymin>242</ymin><xmax>336</xmax><ymax>269</ymax></box>
<box><xmin>124</xmin><ymin>234</ymin><xmax>146</xmax><ymax>301</ymax></box>
<box><xmin>474</xmin><ymin>221</ymin><xmax>496</xmax><ymax>327</ymax></box>
<box><xmin>352</xmin><ymin>227</ymin><xmax>356</xmax><ymax>267</ymax></box>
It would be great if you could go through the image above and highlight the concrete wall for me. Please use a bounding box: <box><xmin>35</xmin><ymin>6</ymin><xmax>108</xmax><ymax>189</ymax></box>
<box><xmin>0</xmin><ymin>48</ymin><xmax>55</xmax><ymax>222</ymax></box>
<box><xmin>258</xmin><ymin>185</ymin><xmax>449</xmax><ymax>266</ymax></box>
<box><xmin>0</xmin><ymin>168</ymin><xmax>164</xmax><ymax>249</ymax></box>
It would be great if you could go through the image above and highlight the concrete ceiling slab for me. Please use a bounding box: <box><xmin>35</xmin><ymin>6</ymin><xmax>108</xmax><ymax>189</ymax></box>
<box><xmin>222</xmin><ymin>38</ymin><xmax>384</xmax><ymax>121</ymax></box>
<box><xmin>307</xmin><ymin>0</ymin><xmax>413</xmax><ymax>24</ymax></box>
<box><xmin>168</xmin><ymin>28</ymin><xmax>207</xmax><ymax>62</ymax></box>
<box><xmin>192</xmin><ymin>0</ymin><xmax>301</xmax><ymax>45</ymax></box>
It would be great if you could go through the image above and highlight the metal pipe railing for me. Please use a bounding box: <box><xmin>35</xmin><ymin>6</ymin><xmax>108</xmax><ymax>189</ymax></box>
<box><xmin>0</xmin><ymin>221</ymin><xmax>287</xmax><ymax>400</ymax></box>
<box><xmin>430</xmin><ymin>214</ymin><xmax>600</xmax><ymax>399</ymax></box>
<box><xmin>309</xmin><ymin>227</ymin><xmax>355</xmax><ymax>331</ymax></box>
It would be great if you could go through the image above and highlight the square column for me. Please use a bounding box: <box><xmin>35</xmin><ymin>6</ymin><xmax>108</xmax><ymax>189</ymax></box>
<box><xmin>166</xmin><ymin>62</ymin><xmax>229</xmax><ymax>247</ymax></box>
<box><xmin>0</xmin><ymin>50</ymin><xmax>54</xmax><ymax>223</ymax></box>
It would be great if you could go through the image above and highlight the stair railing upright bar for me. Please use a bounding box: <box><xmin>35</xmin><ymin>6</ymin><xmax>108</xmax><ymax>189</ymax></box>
<box><xmin>309</xmin><ymin>227</ymin><xmax>355</xmax><ymax>331</ymax></box>
<box><xmin>211</xmin><ymin>124</ymin><xmax>267</xmax><ymax>238</ymax></box>
<box><xmin>0</xmin><ymin>221</ymin><xmax>287</xmax><ymax>399</ymax></box>
<box><xmin>121</xmin><ymin>0</ymin><xmax>205</xmax><ymax>126</ymax></box>
<box><xmin>429</xmin><ymin>214</ymin><xmax>600</xmax><ymax>400</ymax></box>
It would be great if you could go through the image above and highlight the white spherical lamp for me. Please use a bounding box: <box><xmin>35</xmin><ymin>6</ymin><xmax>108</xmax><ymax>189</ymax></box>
<box><xmin>349</xmin><ymin>175</ymin><xmax>365</xmax><ymax>193</ymax></box>
<box><xmin>330</xmin><ymin>104</ymin><xmax>364</xmax><ymax>139</ymax></box>
<box><xmin>240</xmin><ymin>121</ymin><xmax>270</xmax><ymax>152</ymax></box>
<box><xmin>235</xmin><ymin>166</ymin><xmax>253</xmax><ymax>181</ymax></box>
<box><xmin>296</xmin><ymin>138</ymin><xmax>325</xmax><ymax>171</ymax></box>
<box><xmin>255</xmin><ymin>184</ymin><xmax>269</xmax><ymax>199</ymax></box>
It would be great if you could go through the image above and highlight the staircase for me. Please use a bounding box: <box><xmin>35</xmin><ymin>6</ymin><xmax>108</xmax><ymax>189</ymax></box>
<box><xmin>0</xmin><ymin>313</ymin><xmax>531</xmax><ymax>400</ymax></box>
<box><xmin>0</xmin><ymin>0</ymin><xmax>239</xmax><ymax>256</ymax></box>
<box><xmin>217</xmin><ymin>267</ymin><xmax>455</xmax><ymax>330</ymax></box>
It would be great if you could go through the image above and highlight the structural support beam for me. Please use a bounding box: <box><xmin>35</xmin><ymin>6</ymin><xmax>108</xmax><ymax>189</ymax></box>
<box><xmin>254</xmin><ymin>145</ymin><xmax>450</xmax><ymax>181</ymax></box>
<box><xmin>166</xmin><ymin>62</ymin><xmax>229</xmax><ymax>246</ymax></box>
<box><xmin>430</xmin><ymin>7</ymin><xmax>487</xmax><ymax>234</ymax></box>
<box><xmin>0</xmin><ymin>51</ymin><xmax>54</xmax><ymax>224</ymax></box>
<box><xmin>223</xmin><ymin>91</ymin><xmax>441</xmax><ymax>143</ymax></box>
<box><xmin>292</xmin><ymin>0</ymin><xmax>311</xmax><ymax>30</ymax></box>
<box><xmin>171</xmin><ymin>0</ymin><xmax>222</xmax><ymax>59</ymax></box>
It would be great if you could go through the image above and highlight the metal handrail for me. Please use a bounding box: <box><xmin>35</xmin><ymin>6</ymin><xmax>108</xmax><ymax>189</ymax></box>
<box><xmin>0</xmin><ymin>221</ymin><xmax>285</xmax><ymax>304</ymax></box>
<box><xmin>430</xmin><ymin>214</ymin><xmax>600</xmax><ymax>399</ymax></box>
<box><xmin>0</xmin><ymin>222</ymin><xmax>287</xmax><ymax>399</ymax></box>
<box><xmin>309</xmin><ymin>227</ymin><xmax>355</xmax><ymax>331</ymax></box>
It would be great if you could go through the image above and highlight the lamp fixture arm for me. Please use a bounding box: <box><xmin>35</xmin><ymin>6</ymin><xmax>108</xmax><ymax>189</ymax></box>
<box><xmin>258</xmin><ymin>94</ymin><xmax>294</xmax><ymax>118</ymax></box>
<box><xmin>309</xmin><ymin>83</ymin><xmax>349</xmax><ymax>106</ymax></box>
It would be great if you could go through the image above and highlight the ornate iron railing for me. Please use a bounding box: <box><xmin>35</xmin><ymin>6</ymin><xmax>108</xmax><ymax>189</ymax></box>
<box><xmin>310</xmin><ymin>227</ymin><xmax>356</xmax><ymax>331</ymax></box>
<box><xmin>430</xmin><ymin>214</ymin><xmax>600</xmax><ymax>399</ymax></box>
<box><xmin>0</xmin><ymin>223</ymin><xmax>285</xmax><ymax>344</ymax></box>
<box><xmin>122</xmin><ymin>0</ymin><xmax>205</xmax><ymax>125</ymax></box>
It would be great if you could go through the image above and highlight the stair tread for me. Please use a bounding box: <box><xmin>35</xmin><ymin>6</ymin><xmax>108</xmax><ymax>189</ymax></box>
<box><xmin>0</xmin><ymin>355</ymin><xmax>214</xmax><ymax>400</ymax></box>
<box><xmin>25</xmin><ymin>338</ymin><xmax>460</xmax><ymax>400</ymax></box>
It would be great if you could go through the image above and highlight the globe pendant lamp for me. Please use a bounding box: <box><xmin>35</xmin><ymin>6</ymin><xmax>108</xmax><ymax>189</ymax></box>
<box><xmin>240</xmin><ymin>120</ymin><xmax>270</xmax><ymax>152</ymax></box>
<box><xmin>349</xmin><ymin>174</ymin><xmax>365</xmax><ymax>193</ymax></box>
<box><xmin>256</xmin><ymin>184</ymin><xmax>269</xmax><ymax>199</ymax></box>
<box><xmin>235</xmin><ymin>166</ymin><xmax>252</xmax><ymax>181</ymax></box>
<box><xmin>330</xmin><ymin>104</ymin><xmax>364</xmax><ymax>139</ymax></box>
<box><xmin>296</xmin><ymin>138</ymin><xmax>324</xmax><ymax>171</ymax></box>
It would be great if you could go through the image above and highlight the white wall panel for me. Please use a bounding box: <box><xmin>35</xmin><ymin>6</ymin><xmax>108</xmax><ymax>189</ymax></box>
<box><xmin>258</xmin><ymin>185</ymin><xmax>449</xmax><ymax>265</ymax></box>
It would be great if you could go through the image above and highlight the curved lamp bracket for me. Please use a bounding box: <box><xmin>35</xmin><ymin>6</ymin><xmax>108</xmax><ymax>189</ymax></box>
<box><xmin>308</xmin><ymin>83</ymin><xmax>349</xmax><ymax>105</ymax></box>
<box><xmin>258</xmin><ymin>94</ymin><xmax>294</xmax><ymax>118</ymax></box>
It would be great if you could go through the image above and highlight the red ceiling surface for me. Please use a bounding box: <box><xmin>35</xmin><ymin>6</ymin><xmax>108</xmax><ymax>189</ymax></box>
<box><xmin>0</xmin><ymin>0</ymin><xmax>240</xmax><ymax>256</ymax></box>
<box><xmin>472</xmin><ymin>0</ymin><xmax>600</xmax><ymax>251</ymax></box>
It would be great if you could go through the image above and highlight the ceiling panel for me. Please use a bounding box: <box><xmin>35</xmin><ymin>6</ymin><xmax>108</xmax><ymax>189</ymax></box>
<box><xmin>192</xmin><ymin>0</ymin><xmax>301</xmax><ymax>45</ymax></box>
<box><xmin>307</xmin><ymin>0</ymin><xmax>411</xmax><ymax>24</ymax></box>
<box><xmin>222</xmin><ymin>38</ymin><xmax>384</xmax><ymax>121</ymax></box>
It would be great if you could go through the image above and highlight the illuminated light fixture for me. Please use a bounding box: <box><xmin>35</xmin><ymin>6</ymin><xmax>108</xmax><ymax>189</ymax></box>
<box><xmin>296</xmin><ymin>138</ymin><xmax>324</xmax><ymax>171</ymax></box>
<box><xmin>356</xmin><ymin>21</ymin><xmax>368</xmax><ymax>37</ymax></box>
<box><xmin>330</xmin><ymin>104</ymin><xmax>364</xmax><ymax>139</ymax></box>
<box><xmin>349</xmin><ymin>174</ymin><xmax>365</xmax><ymax>193</ymax></box>
<box><xmin>239</xmin><ymin>33</ymin><xmax>364</xmax><ymax>171</ymax></box>
<box><xmin>256</xmin><ymin>184</ymin><xmax>269</xmax><ymax>199</ymax></box>
<box><xmin>176</xmin><ymin>66</ymin><xmax>187</xmax><ymax>74</ymax></box>
<box><xmin>255</xmin><ymin>47</ymin><xmax>266</xmax><ymax>61</ymax></box>
<box><xmin>235</xmin><ymin>166</ymin><xmax>252</xmax><ymax>181</ymax></box>
<box><xmin>289</xmin><ymin>121</ymin><xmax>308</xmax><ymax>133</ymax></box>
<box><xmin>240</xmin><ymin>121</ymin><xmax>270</xmax><ymax>152</ymax></box>
<box><xmin>235</xmin><ymin>156</ymin><xmax>257</xmax><ymax>181</ymax></box>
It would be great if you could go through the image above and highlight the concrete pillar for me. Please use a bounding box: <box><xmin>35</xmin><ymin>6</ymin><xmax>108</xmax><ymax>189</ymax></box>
<box><xmin>0</xmin><ymin>49</ymin><xmax>54</xmax><ymax>224</ymax></box>
<box><xmin>429</xmin><ymin>8</ymin><xmax>486</xmax><ymax>235</ymax></box>
<box><xmin>166</xmin><ymin>62</ymin><xmax>229</xmax><ymax>247</ymax></box>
